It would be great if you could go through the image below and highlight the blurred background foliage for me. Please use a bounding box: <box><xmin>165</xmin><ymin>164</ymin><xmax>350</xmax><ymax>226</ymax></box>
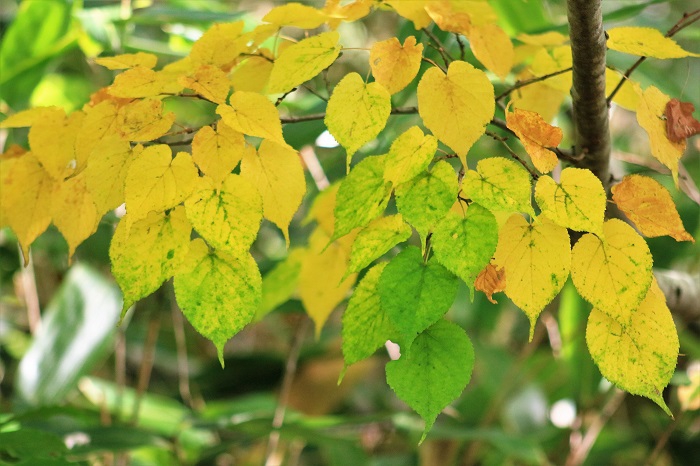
<box><xmin>0</xmin><ymin>0</ymin><xmax>699</xmax><ymax>465</ymax></box>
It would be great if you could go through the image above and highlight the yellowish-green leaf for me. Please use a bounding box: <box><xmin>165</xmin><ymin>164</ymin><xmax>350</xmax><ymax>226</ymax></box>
<box><xmin>124</xmin><ymin>145</ymin><xmax>199</xmax><ymax>223</ymax></box>
<box><xmin>95</xmin><ymin>52</ymin><xmax>157</xmax><ymax>70</ymax></box>
<box><xmin>216</xmin><ymin>92</ymin><xmax>286</xmax><ymax>146</ymax></box>
<box><xmin>494</xmin><ymin>214</ymin><xmax>570</xmax><ymax>339</ymax></box>
<box><xmin>347</xmin><ymin>214</ymin><xmax>412</xmax><ymax>275</ymax></box>
<box><xmin>383</xmin><ymin>126</ymin><xmax>437</xmax><ymax>185</ymax></box>
<box><xmin>333</xmin><ymin>155</ymin><xmax>392</xmax><ymax>241</ymax></box>
<box><xmin>417</xmin><ymin>61</ymin><xmax>494</xmax><ymax>165</ymax></box>
<box><xmin>185</xmin><ymin>174</ymin><xmax>263</xmax><ymax>257</ymax></box>
<box><xmin>462</xmin><ymin>157</ymin><xmax>534</xmax><ymax>215</ymax></box>
<box><xmin>258</xmin><ymin>248</ymin><xmax>305</xmax><ymax>318</ymax></box>
<box><xmin>180</xmin><ymin>65</ymin><xmax>231</xmax><ymax>104</ymax></box>
<box><xmin>395</xmin><ymin>160</ymin><xmax>458</xmax><ymax>240</ymax></box>
<box><xmin>607</xmin><ymin>26</ymin><xmax>699</xmax><ymax>59</ymax></box>
<box><xmin>432</xmin><ymin>204</ymin><xmax>499</xmax><ymax>291</ymax></box>
<box><xmin>469</xmin><ymin>23</ymin><xmax>514</xmax><ymax>81</ymax></box>
<box><xmin>262</xmin><ymin>2</ymin><xmax>327</xmax><ymax>29</ymax></box>
<box><xmin>0</xmin><ymin>153</ymin><xmax>53</xmax><ymax>260</ymax></box>
<box><xmin>386</xmin><ymin>319</ymin><xmax>474</xmax><ymax>444</ymax></box>
<box><xmin>635</xmin><ymin>84</ymin><xmax>685</xmax><ymax>185</ymax></box>
<box><xmin>535</xmin><ymin>167</ymin><xmax>606</xmax><ymax>236</ymax></box>
<box><xmin>230</xmin><ymin>50</ymin><xmax>274</xmax><ymax>93</ymax></box>
<box><xmin>108</xmin><ymin>67</ymin><xmax>167</xmax><ymax>98</ymax></box>
<box><xmin>241</xmin><ymin>139</ymin><xmax>306</xmax><ymax>244</ymax></box>
<box><xmin>586</xmin><ymin>279</ymin><xmax>678</xmax><ymax>415</ymax></box>
<box><xmin>369</xmin><ymin>36</ymin><xmax>423</xmax><ymax>94</ymax></box>
<box><xmin>51</xmin><ymin>172</ymin><xmax>101</xmax><ymax>260</ymax></box>
<box><xmin>116</xmin><ymin>98</ymin><xmax>175</xmax><ymax>142</ymax></box>
<box><xmin>28</xmin><ymin>110</ymin><xmax>84</xmax><ymax>180</ymax></box>
<box><xmin>325</xmin><ymin>72</ymin><xmax>391</xmax><ymax>169</ymax></box>
<box><xmin>612</xmin><ymin>174</ymin><xmax>694</xmax><ymax>242</ymax></box>
<box><xmin>85</xmin><ymin>135</ymin><xmax>140</xmax><ymax>216</ymax></box>
<box><xmin>267</xmin><ymin>31</ymin><xmax>342</xmax><ymax>94</ymax></box>
<box><xmin>110</xmin><ymin>206</ymin><xmax>192</xmax><ymax>313</ymax></box>
<box><xmin>379</xmin><ymin>246</ymin><xmax>459</xmax><ymax>348</ymax></box>
<box><xmin>190</xmin><ymin>21</ymin><xmax>246</xmax><ymax>67</ymax></box>
<box><xmin>571</xmin><ymin>219</ymin><xmax>653</xmax><ymax>325</ymax></box>
<box><xmin>191</xmin><ymin>122</ymin><xmax>245</xmax><ymax>186</ymax></box>
<box><xmin>174</xmin><ymin>238</ymin><xmax>261</xmax><ymax>366</ymax></box>
<box><xmin>342</xmin><ymin>262</ymin><xmax>398</xmax><ymax>369</ymax></box>
<box><xmin>299</xmin><ymin>228</ymin><xmax>356</xmax><ymax>337</ymax></box>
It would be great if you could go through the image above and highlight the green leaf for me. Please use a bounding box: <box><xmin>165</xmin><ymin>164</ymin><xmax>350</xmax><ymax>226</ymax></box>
<box><xmin>333</xmin><ymin>155</ymin><xmax>392</xmax><ymax>241</ymax></box>
<box><xmin>383</xmin><ymin>126</ymin><xmax>438</xmax><ymax>185</ymax></box>
<box><xmin>395</xmin><ymin>160</ymin><xmax>458</xmax><ymax>241</ymax></box>
<box><xmin>110</xmin><ymin>206</ymin><xmax>191</xmax><ymax>314</ymax></box>
<box><xmin>386</xmin><ymin>319</ymin><xmax>474</xmax><ymax>443</ymax></box>
<box><xmin>431</xmin><ymin>204</ymin><xmax>498</xmax><ymax>290</ymax></box>
<box><xmin>347</xmin><ymin>214</ymin><xmax>412</xmax><ymax>276</ymax></box>
<box><xmin>462</xmin><ymin>157</ymin><xmax>534</xmax><ymax>215</ymax></box>
<box><xmin>378</xmin><ymin>246</ymin><xmax>459</xmax><ymax>347</ymax></box>
<box><xmin>0</xmin><ymin>429</ymin><xmax>67</xmax><ymax>461</ymax></box>
<box><xmin>16</xmin><ymin>264</ymin><xmax>122</xmax><ymax>407</ymax></box>
<box><xmin>342</xmin><ymin>263</ymin><xmax>397</xmax><ymax>369</ymax></box>
<box><xmin>174</xmin><ymin>239</ymin><xmax>262</xmax><ymax>366</ymax></box>
<box><xmin>185</xmin><ymin>174</ymin><xmax>263</xmax><ymax>257</ymax></box>
<box><xmin>258</xmin><ymin>248</ymin><xmax>304</xmax><ymax>318</ymax></box>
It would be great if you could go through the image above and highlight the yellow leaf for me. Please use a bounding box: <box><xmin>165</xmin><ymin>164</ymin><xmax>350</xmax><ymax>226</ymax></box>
<box><xmin>535</xmin><ymin>167</ymin><xmax>606</xmax><ymax>235</ymax></box>
<box><xmin>174</xmin><ymin>238</ymin><xmax>261</xmax><ymax>366</ymax></box>
<box><xmin>605</xmin><ymin>69</ymin><xmax>639</xmax><ymax>112</ymax></box>
<box><xmin>425</xmin><ymin>0</ymin><xmax>497</xmax><ymax>35</ymax></box>
<box><xmin>323</xmin><ymin>0</ymin><xmax>373</xmax><ymax>27</ymax></box>
<box><xmin>110</xmin><ymin>206</ymin><xmax>192</xmax><ymax>312</ymax></box>
<box><xmin>635</xmin><ymin>85</ymin><xmax>685</xmax><ymax>185</ymax></box>
<box><xmin>95</xmin><ymin>52</ymin><xmax>157</xmax><ymax>70</ymax></box>
<box><xmin>76</xmin><ymin>100</ymin><xmax>120</xmax><ymax>166</ymax></box>
<box><xmin>299</xmin><ymin>227</ymin><xmax>357</xmax><ymax>336</ymax></box>
<box><xmin>516</xmin><ymin>32</ymin><xmax>568</xmax><ymax>46</ymax></box>
<box><xmin>506</xmin><ymin>108</ymin><xmax>562</xmax><ymax>173</ymax></box>
<box><xmin>586</xmin><ymin>279</ymin><xmax>678</xmax><ymax>415</ymax></box>
<box><xmin>190</xmin><ymin>21</ymin><xmax>246</xmax><ymax>67</ymax></box>
<box><xmin>494</xmin><ymin>214</ymin><xmax>570</xmax><ymax>339</ymax></box>
<box><xmin>370</xmin><ymin>36</ymin><xmax>423</xmax><ymax>94</ymax></box>
<box><xmin>230</xmin><ymin>50</ymin><xmax>274</xmax><ymax>93</ymax></box>
<box><xmin>84</xmin><ymin>135</ymin><xmax>141</xmax><ymax>216</ymax></box>
<box><xmin>607</xmin><ymin>26</ymin><xmax>699</xmax><ymax>59</ymax></box>
<box><xmin>262</xmin><ymin>2</ymin><xmax>327</xmax><ymax>29</ymax></box>
<box><xmin>0</xmin><ymin>106</ymin><xmax>63</xmax><ymax>128</ymax></box>
<box><xmin>417</xmin><ymin>61</ymin><xmax>494</xmax><ymax>165</ymax></box>
<box><xmin>241</xmin><ymin>140</ymin><xmax>306</xmax><ymax>244</ymax></box>
<box><xmin>267</xmin><ymin>31</ymin><xmax>342</xmax><ymax>94</ymax></box>
<box><xmin>51</xmin><ymin>171</ymin><xmax>100</xmax><ymax>259</ymax></box>
<box><xmin>462</xmin><ymin>157</ymin><xmax>534</xmax><ymax>215</ymax></box>
<box><xmin>347</xmin><ymin>214</ymin><xmax>412</xmax><ymax>275</ymax></box>
<box><xmin>469</xmin><ymin>23</ymin><xmax>514</xmax><ymax>80</ymax></box>
<box><xmin>511</xmin><ymin>70</ymin><xmax>567</xmax><ymax>122</ymax></box>
<box><xmin>28</xmin><ymin>110</ymin><xmax>84</xmax><ymax>180</ymax></box>
<box><xmin>383</xmin><ymin>126</ymin><xmax>437</xmax><ymax>185</ymax></box>
<box><xmin>0</xmin><ymin>153</ymin><xmax>53</xmax><ymax>260</ymax></box>
<box><xmin>179</xmin><ymin>65</ymin><xmax>231</xmax><ymax>104</ymax></box>
<box><xmin>116</xmin><ymin>98</ymin><xmax>175</xmax><ymax>142</ymax></box>
<box><xmin>571</xmin><ymin>219</ymin><xmax>653</xmax><ymax>325</ymax></box>
<box><xmin>216</xmin><ymin>91</ymin><xmax>286</xmax><ymax>146</ymax></box>
<box><xmin>384</xmin><ymin>0</ymin><xmax>431</xmax><ymax>29</ymax></box>
<box><xmin>185</xmin><ymin>174</ymin><xmax>263</xmax><ymax>257</ymax></box>
<box><xmin>124</xmin><ymin>145</ymin><xmax>199</xmax><ymax>223</ymax></box>
<box><xmin>325</xmin><ymin>72</ymin><xmax>391</xmax><ymax>169</ymax></box>
<box><xmin>191</xmin><ymin>122</ymin><xmax>245</xmax><ymax>186</ymax></box>
<box><xmin>108</xmin><ymin>67</ymin><xmax>167</xmax><ymax>98</ymax></box>
<box><xmin>612</xmin><ymin>174</ymin><xmax>694</xmax><ymax>242</ymax></box>
<box><xmin>529</xmin><ymin>46</ymin><xmax>572</xmax><ymax>92</ymax></box>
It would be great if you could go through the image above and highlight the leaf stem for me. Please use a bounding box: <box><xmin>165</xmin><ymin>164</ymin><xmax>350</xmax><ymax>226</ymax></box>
<box><xmin>422</xmin><ymin>27</ymin><xmax>454</xmax><ymax>68</ymax></box>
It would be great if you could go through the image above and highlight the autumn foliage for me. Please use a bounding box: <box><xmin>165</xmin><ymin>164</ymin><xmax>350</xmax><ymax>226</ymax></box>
<box><xmin>1</xmin><ymin>0</ymin><xmax>698</xmax><ymax>441</ymax></box>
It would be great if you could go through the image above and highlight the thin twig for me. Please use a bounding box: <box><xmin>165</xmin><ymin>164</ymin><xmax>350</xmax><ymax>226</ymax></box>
<box><xmin>18</xmin><ymin>247</ymin><xmax>40</xmax><ymax>335</ymax></box>
<box><xmin>264</xmin><ymin>318</ymin><xmax>311</xmax><ymax>466</ymax></box>
<box><xmin>644</xmin><ymin>413</ymin><xmax>683</xmax><ymax>466</ymax></box>
<box><xmin>422</xmin><ymin>27</ymin><xmax>454</xmax><ymax>67</ymax></box>
<box><xmin>280</xmin><ymin>106</ymin><xmax>419</xmax><ymax>124</ymax></box>
<box><xmin>455</xmin><ymin>33</ymin><xmax>467</xmax><ymax>61</ymax></box>
<box><xmin>130</xmin><ymin>311</ymin><xmax>161</xmax><ymax>425</ymax></box>
<box><xmin>607</xmin><ymin>9</ymin><xmax>700</xmax><ymax>104</ymax></box>
<box><xmin>171</xmin><ymin>297</ymin><xmax>195</xmax><ymax>409</ymax></box>
<box><xmin>421</xmin><ymin>56</ymin><xmax>446</xmax><ymax>72</ymax></box>
<box><xmin>301</xmin><ymin>83</ymin><xmax>328</xmax><ymax>102</ymax></box>
<box><xmin>496</xmin><ymin>67</ymin><xmax>573</xmax><ymax>101</ymax></box>
<box><xmin>114</xmin><ymin>326</ymin><xmax>127</xmax><ymax>421</ymax></box>
<box><xmin>564</xmin><ymin>389</ymin><xmax>627</xmax><ymax>466</ymax></box>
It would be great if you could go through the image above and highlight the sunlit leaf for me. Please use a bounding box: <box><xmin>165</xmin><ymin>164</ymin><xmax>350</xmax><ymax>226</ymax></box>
<box><xmin>469</xmin><ymin>23</ymin><xmax>514</xmax><ymax>80</ymax></box>
<box><xmin>612</xmin><ymin>174</ymin><xmax>694</xmax><ymax>242</ymax></box>
<box><xmin>28</xmin><ymin>109</ymin><xmax>83</xmax><ymax>180</ymax></box>
<box><xmin>383</xmin><ymin>126</ymin><xmax>437</xmax><ymax>186</ymax></box>
<box><xmin>116</xmin><ymin>98</ymin><xmax>175</xmax><ymax>142</ymax></box>
<box><xmin>347</xmin><ymin>214</ymin><xmax>412</xmax><ymax>275</ymax></box>
<box><xmin>191</xmin><ymin>122</ymin><xmax>245</xmax><ymax>186</ymax></box>
<box><xmin>51</xmin><ymin>172</ymin><xmax>100</xmax><ymax>259</ymax></box>
<box><xmin>607</xmin><ymin>27</ymin><xmax>699</xmax><ymax>59</ymax></box>
<box><xmin>85</xmin><ymin>135</ymin><xmax>140</xmax><ymax>216</ymax></box>
<box><xmin>217</xmin><ymin>91</ymin><xmax>286</xmax><ymax>146</ymax></box>
<box><xmin>262</xmin><ymin>3</ymin><xmax>327</xmax><ymax>29</ymax></box>
<box><xmin>190</xmin><ymin>21</ymin><xmax>246</xmax><ymax>67</ymax></box>
<box><xmin>180</xmin><ymin>64</ymin><xmax>231</xmax><ymax>104</ymax></box>
<box><xmin>95</xmin><ymin>52</ymin><xmax>157</xmax><ymax>70</ymax></box>
<box><xmin>462</xmin><ymin>157</ymin><xmax>533</xmax><ymax>215</ymax></box>
<box><xmin>259</xmin><ymin>248</ymin><xmax>305</xmax><ymax>318</ymax></box>
<box><xmin>506</xmin><ymin>107</ymin><xmax>562</xmax><ymax>173</ymax></box>
<box><xmin>369</xmin><ymin>36</ymin><xmax>423</xmax><ymax>94</ymax></box>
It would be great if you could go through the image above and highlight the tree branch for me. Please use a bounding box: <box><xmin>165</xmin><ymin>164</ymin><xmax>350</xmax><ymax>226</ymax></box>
<box><xmin>567</xmin><ymin>0</ymin><xmax>612</xmax><ymax>189</ymax></box>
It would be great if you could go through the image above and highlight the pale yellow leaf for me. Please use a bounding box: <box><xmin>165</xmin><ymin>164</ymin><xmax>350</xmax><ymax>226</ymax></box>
<box><xmin>384</xmin><ymin>0</ymin><xmax>431</xmax><ymax>29</ymax></box>
<box><xmin>191</xmin><ymin>122</ymin><xmax>245</xmax><ymax>186</ymax></box>
<box><xmin>216</xmin><ymin>91</ymin><xmax>287</xmax><ymax>146</ymax></box>
<box><xmin>607</xmin><ymin>27</ymin><xmax>699</xmax><ymax>59</ymax></box>
<box><xmin>529</xmin><ymin>46</ymin><xmax>571</xmax><ymax>92</ymax></box>
<box><xmin>469</xmin><ymin>23</ymin><xmax>514</xmax><ymax>80</ymax></box>
<box><xmin>262</xmin><ymin>3</ymin><xmax>327</xmax><ymax>29</ymax></box>
<box><xmin>28</xmin><ymin>110</ymin><xmax>84</xmax><ymax>180</ymax></box>
<box><xmin>190</xmin><ymin>21</ymin><xmax>246</xmax><ymax>67</ymax></box>
<box><xmin>95</xmin><ymin>52</ymin><xmax>157</xmax><ymax>70</ymax></box>
<box><xmin>108</xmin><ymin>67</ymin><xmax>167</xmax><ymax>98</ymax></box>
<box><xmin>179</xmin><ymin>65</ymin><xmax>231</xmax><ymax>104</ymax></box>
<box><xmin>230</xmin><ymin>50</ymin><xmax>274</xmax><ymax>93</ymax></box>
<box><xmin>370</xmin><ymin>36</ymin><xmax>423</xmax><ymax>94</ymax></box>
<box><xmin>51</xmin><ymin>171</ymin><xmax>100</xmax><ymax>259</ymax></box>
<box><xmin>116</xmin><ymin>98</ymin><xmax>175</xmax><ymax>142</ymax></box>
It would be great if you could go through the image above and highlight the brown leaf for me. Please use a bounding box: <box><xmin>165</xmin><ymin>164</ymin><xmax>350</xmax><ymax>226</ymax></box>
<box><xmin>665</xmin><ymin>98</ymin><xmax>700</xmax><ymax>143</ymax></box>
<box><xmin>474</xmin><ymin>262</ymin><xmax>506</xmax><ymax>304</ymax></box>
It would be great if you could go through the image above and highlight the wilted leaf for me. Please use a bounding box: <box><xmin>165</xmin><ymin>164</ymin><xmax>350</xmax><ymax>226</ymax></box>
<box><xmin>506</xmin><ymin>107</ymin><xmax>562</xmax><ymax>173</ymax></box>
